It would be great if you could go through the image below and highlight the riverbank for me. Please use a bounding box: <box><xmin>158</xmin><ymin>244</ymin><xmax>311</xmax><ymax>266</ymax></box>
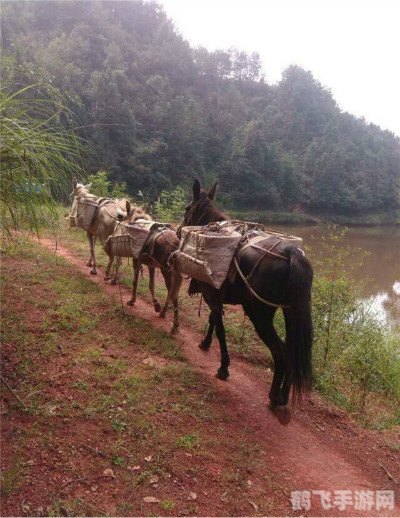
<box><xmin>228</xmin><ymin>209</ymin><xmax>400</xmax><ymax>226</ymax></box>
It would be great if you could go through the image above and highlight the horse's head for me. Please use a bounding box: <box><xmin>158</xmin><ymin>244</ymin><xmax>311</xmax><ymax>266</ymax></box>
<box><xmin>182</xmin><ymin>179</ymin><xmax>223</xmax><ymax>228</ymax></box>
<box><xmin>72</xmin><ymin>177</ymin><xmax>93</xmax><ymax>198</ymax></box>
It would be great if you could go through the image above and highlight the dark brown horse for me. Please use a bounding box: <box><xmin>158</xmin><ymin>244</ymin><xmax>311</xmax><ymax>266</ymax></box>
<box><xmin>129</xmin><ymin>228</ymin><xmax>183</xmax><ymax>334</ymax></box>
<box><xmin>180</xmin><ymin>180</ymin><xmax>313</xmax><ymax>425</ymax></box>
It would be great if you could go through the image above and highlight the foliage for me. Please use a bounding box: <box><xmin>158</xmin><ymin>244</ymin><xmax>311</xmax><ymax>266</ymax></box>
<box><xmin>154</xmin><ymin>186</ymin><xmax>187</xmax><ymax>223</ymax></box>
<box><xmin>0</xmin><ymin>84</ymin><xmax>83</xmax><ymax>233</ymax></box>
<box><xmin>1</xmin><ymin>1</ymin><xmax>399</xmax><ymax>216</ymax></box>
<box><xmin>308</xmin><ymin>228</ymin><xmax>400</xmax><ymax>417</ymax></box>
<box><xmin>85</xmin><ymin>170</ymin><xmax>129</xmax><ymax>199</ymax></box>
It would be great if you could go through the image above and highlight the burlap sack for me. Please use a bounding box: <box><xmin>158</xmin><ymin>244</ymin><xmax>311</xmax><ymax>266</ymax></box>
<box><xmin>172</xmin><ymin>225</ymin><xmax>243</xmax><ymax>289</ymax></box>
<box><xmin>172</xmin><ymin>221</ymin><xmax>303</xmax><ymax>289</ymax></box>
<box><xmin>75</xmin><ymin>198</ymin><xmax>98</xmax><ymax>230</ymax></box>
<box><xmin>104</xmin><ymin>220</ymin><xmax>171</xmax><ymax>259</ymax></box>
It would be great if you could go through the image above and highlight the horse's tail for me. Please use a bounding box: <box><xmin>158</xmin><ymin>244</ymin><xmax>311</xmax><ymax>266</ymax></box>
<box><xmin>284</xmin><ymin>246</ymin><xmax>313</xmax><ymax>399</ymax></box>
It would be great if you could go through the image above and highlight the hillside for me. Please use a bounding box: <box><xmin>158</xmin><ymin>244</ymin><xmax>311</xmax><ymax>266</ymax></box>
<box><xmin>1</xmin><ymin>0</ymin><xmax>399</xmax><ymax>215</ymax></box>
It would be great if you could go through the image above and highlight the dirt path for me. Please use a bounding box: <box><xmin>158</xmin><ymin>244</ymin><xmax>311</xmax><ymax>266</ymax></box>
<box><xmin>37</xmin><ymin>238</ymin><xmax>399</xmax><ymax>516</ymax></box>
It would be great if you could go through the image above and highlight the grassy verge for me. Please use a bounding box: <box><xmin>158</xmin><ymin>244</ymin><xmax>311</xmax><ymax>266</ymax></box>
<box><xmin>317</xmin><ymin>210</ymin><xmax>400</xmax><ymax>226</ymax></box>
<box><xmin>1</xmin><ymin>240</ymin><xmax>289</xmax><ymax>517</ymax></box>
<box><xmin>227</xmin><ymin>209</ymin><xmax>319</xmax><ymax>225</ymax></box>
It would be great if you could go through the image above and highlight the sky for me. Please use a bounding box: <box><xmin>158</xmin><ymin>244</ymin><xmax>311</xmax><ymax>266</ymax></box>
<box><xmin>159</xmin><ymin>0</ymin><xmax>400</xmax><ymax>137</ymax></box>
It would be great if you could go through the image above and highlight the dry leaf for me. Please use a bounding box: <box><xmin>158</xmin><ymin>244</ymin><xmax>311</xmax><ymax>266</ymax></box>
<box><xmin>103</xmin><ymin>468</ymin><xmax>115</xmax><ymax>478</ymax></box>
<box><xmin>143</xmin><ymin>496</ymin><xmax>159</xmax><ymax>503</ymax></box>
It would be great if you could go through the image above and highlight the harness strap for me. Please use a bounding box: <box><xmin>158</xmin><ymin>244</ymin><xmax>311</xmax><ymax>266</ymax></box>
<box><xmin>239</xmin><ymin>235</ymin><xmax>290</xmax><ymax>261</ymax></box>
<box><xmin>138</xmin><ymin>226</ymin><xmax>176</xmax><ymax>269</ymax></box>
<box><xmin>233</xmin><ymin>257</ymin><xmax>290</xmax><ymax>309</ymax></box>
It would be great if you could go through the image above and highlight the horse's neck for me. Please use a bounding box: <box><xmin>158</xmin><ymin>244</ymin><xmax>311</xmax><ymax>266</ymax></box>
<box><xmin>202</xmin><ymin>206</ymin><xmax>227</xmax><ymax>225</ymax></box>
<box><xmin>78</xmin><ymin>189</ymin><xmax>95</xmax><ymax>198</ymax></box>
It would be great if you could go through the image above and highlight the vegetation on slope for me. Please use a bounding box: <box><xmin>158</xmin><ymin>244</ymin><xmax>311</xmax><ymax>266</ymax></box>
<box><xmin>0</xmin><ymin>85</ymin><xmax>83</xmax><ymax>233</ymax></box>
<box><xmin>2</xmin><ymin>0</ymin><xmax>399</xmax><ymax>216</ymax></box>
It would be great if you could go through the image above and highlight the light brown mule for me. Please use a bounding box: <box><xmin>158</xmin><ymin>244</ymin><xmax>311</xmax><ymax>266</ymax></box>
<box><xmin>72</xmin><ymin>179</ymin><xmax>131</xmax><ymax>276</ymax></box>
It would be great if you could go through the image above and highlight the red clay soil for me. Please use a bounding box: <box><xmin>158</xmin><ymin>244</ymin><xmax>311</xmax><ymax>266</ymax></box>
<box><xmin>5</xmin><ymin>237</ymin><xmax>400</xmax><ymax>516</ymax></box>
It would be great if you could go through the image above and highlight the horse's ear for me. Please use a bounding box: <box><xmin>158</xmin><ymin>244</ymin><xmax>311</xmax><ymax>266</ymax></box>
<box><xmin>72</xmin><ymin>177</ymin><xmax>77</xmax><ymax>188</ymax></box>
<box><xmin>84</xmin><ymin>183</ymin><xmax>92</xmax><ymax>190</ymax></box>
<box><xmin>192</xmin><ymin>179</ymin><xmax>201</xmax><ymax>201</ymax></box>
<box><xmin>126</xmin><ymin>200</ymin><xmax>131</xmax><ymax>216</ymax></box>
<box><xmin>208</xmin><ymin>181</ymin><xmax>218</xmax><ymax>200</ymax></box>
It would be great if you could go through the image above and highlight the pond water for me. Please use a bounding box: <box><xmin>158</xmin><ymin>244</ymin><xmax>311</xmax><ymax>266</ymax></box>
<box><xmin>273</xmin><ymin>224</ymin><xmax>400</xmax><ymax>329</ymax></box>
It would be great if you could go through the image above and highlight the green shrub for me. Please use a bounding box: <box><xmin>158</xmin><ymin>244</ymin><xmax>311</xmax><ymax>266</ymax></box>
<box><xmin>86</xmin><ymin>170</ymin><xmax>129</xmax><ymax>199</ymax></box>
<box><xmin>308</xmin><ymin>227</ymin><xmax>400</xmax><ymax>423</ymax></box>
<box><xmin>154</xmin><ymin>186</ymin><xmax>187</xmax><ymax>223</ymax></box>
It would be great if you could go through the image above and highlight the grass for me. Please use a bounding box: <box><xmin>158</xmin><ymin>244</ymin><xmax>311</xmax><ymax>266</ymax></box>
<box><xmin>0</xmin><ymin>457</ymin><xmax>23</xmax><ymax>497</ymax></box>
<box><xmin>1</xmin><ymin>240</ymin><xmax>293</xmax><ymax>516</ymax></box>
<box><xmin>176</xmin><ymin>434</ymin><xmax>200</xmax><ymax>450</ymax></box>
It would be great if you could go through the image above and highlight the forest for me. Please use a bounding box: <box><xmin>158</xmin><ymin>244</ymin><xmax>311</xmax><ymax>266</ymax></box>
<box><xmin>1</xmin><ymin>0</ymin><xmax>399</xmax><ymax>216</ymax></box>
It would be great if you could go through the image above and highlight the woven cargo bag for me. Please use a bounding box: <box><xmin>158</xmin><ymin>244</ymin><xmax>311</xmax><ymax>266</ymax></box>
<box><xmin>104</xmin><ymin>220</ymin><xmax>157</xmax><ymax>259</ymax></box>
<box><xmin>172</xmin><ymin>225</ymin><xmax>243</xmax><ymax>289</ymax></box>
<box><xmin>75</xmin><ymin>198</ymin><xmax>98</xmax><ymax>230</ymax></box>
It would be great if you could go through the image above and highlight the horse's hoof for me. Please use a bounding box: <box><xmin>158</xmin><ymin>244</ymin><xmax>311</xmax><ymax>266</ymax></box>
<box><xmin>170</xmin><ymin>325</ymin><xmax>179</xmax><ymax>335</ymax></box>
<box><xmin>127</xmin><ymin>299</ymin><xmax>135</xmax><ymax>306</ymax></box>
<box><xmin>111</xmin><ymin>279</ymin><xmax>117</xmax><ymax>285</ymax></box>
<box><xmin>159</xmin><ymin>311</ymin><xmax>166</xmax><ymax>319</ymax></box>
<box><xmin>86</xmin><ymin>261</ymin><xmax>92</xmax><ymax>267</ymax></box>
<box><xmin>272</xmin><ymin>405</ymin><xmax>291</xmax><ymax>425</ymax></box>
<box><xmin>90</xmin><ymin>269</ymin><xmax>97</xmax><ymax>275</ymax></box>
<box><xmin>154</xmin><ymin>301</ymin><xmax>162</xmax><ymax>313</ymax></box>
<box><xmin>199</xmin><ymin>340</ymin><xmax>211</xmax><ymax>351</ymax></box>
<box><xmin>216</xmin><ymin>368</ymin><xmax>229</xmax><ymax>380</ymax></box>
<box><xmin>104</xmin><ymin>276</ymin><xmax>110</xmax><ymax>281</ymax></box>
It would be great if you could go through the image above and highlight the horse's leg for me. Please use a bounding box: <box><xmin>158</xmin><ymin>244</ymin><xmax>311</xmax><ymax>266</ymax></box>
<box><xmin>148</xmin><ymin>267</ymin><xmax>161</xmax><ymax>313</ymax></box>
<box><xmin>87</xmin><ymin>232</ymin><xmax>97</xmax><ymax>275</ymax></box>
<box><xmin>159</xmin><ymin>269</ymin><xmax>172</xmax><ymax>318</ymax></box>
<box><xmin>203</xmin><ymin>288</ymin><xmax>229</xmax><ymax>380</ymax></box>
<box><xmin>127</xmin><ymin>258</ymin><xmax>140</xmax><ymax>306</ymax></box>
<box><xmin>104</xmin><ymin>253</ymin><xmax>114</xmax><ymax>281</ymax></box>
<box><xmin>111</xmin><ymin>256</ymin><xmax>122</xmax><ymax>284</ymax></box>
<box><xmin>199</xmin><ymin>312</ymin><xmax>215</xmax><ymax>350</ymax></box>
<box><xmin>86</xmin><ymin>230</ymin><xmax>93</xmax><ymax>267</ymax></box>
<box><xmin>170</xmin><ymin>272</ymin><xmax>182</xmax><ymax>335</ymax></box>
<box><xmin>244</xmin><ymin>303</ymin><xmax>290</xmax><ymax>425</ymax></box>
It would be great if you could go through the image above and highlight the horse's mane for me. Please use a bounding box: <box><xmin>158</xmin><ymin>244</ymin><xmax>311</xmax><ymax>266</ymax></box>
<box><xmin>128</xmin><ymin>204</ymin><xmax>151</xmax><ymax>222</ymax></box>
